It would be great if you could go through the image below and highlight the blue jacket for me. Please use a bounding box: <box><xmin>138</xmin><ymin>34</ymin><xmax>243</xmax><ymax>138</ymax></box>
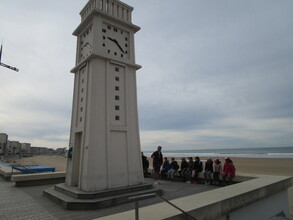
<box><xmin>162</xmin><ymin>161</ymin><xmax>171</xmax><ymax>171</ymax></box>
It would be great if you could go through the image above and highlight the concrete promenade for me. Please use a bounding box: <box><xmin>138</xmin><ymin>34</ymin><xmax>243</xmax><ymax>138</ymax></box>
<box><xmin>0</xmin><ymin>177</ymin><xmax>218</xmax><ymax>220</ymax></box>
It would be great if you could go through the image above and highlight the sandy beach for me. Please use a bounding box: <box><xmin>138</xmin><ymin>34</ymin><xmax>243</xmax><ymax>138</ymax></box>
<box><xmin>6</xmin><ymin>154</ymin><xmax>293</xmax><ymax>216</ymax></box>
<box><xmin>8</xmin><ymin>154</ymin><xmax>293</xmax><ymax>177</ymax></box>
<box><xmin>185</xmin><ymin>157</ymin><xmax>293</xmax><ymax>177</ymax></box>
<box><xmin>8</xmin><ymin>155</ymin><xmax>67</xmax><ymax>172</ymax></box>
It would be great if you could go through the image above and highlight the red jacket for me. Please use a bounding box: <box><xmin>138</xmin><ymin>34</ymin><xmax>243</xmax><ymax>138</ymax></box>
<box><xmin>223</xmin><ymin>162</ymin><xmax>235</xmax><ymax>177</ymax></box>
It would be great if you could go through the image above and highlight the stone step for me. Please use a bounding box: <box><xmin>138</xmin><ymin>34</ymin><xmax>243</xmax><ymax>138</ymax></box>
<box><xmin>54</xmin><ymin>182</ymin><xmax>154</xmax><ymax>199</ymax></box>
<box><xmin>44</xmin><ymin>185</ymin><xmax>162</xmax><ymax>210</ymax></box>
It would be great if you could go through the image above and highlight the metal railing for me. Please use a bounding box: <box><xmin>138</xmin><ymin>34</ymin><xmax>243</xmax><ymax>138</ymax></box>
<box><xmin>128</xmin><ymin>193</ymin><xmax>197</xmax><ymax>220</ymax></box>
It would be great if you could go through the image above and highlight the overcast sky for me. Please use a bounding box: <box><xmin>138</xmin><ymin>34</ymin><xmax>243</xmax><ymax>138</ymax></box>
<box><xmin>0</xmin><ymin>0</ymin><xmax>292</xmax><ymax>151</ymax></box>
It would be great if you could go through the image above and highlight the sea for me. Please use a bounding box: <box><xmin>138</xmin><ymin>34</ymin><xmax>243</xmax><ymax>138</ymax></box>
<box><xmin>143</xmin><ymin>146</ymin><xmax>293</xmax><ymax>159</ymax></box>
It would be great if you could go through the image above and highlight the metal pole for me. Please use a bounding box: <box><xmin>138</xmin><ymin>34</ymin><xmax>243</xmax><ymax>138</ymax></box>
<box><xmin>135</xmin><ymin>201</ymin><xmax>139</xmax><ymax>220</ymax></box>
<box><xmin>128</xmin><ymin>193</ymin><xmax>197</xmax><ymax>220</ymax></box>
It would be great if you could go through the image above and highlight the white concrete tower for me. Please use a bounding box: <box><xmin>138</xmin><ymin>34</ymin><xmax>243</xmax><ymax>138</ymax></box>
<box><xmin>66</xmin><ymin>0</ymin><xmax>144</xmax><ymax>192</ymax></box>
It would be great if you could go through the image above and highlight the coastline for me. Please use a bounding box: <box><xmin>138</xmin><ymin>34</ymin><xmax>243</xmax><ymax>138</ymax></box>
<box><xmin>7</xmin><ymin>155</ymin><xmax>293</xmax><ymax>177</ymax></box>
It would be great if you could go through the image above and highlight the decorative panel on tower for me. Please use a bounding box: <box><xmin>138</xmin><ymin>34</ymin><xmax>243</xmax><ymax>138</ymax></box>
<box><xmin>76</xmin><ymin>66</ymin><xmax>87</xmax><ymax>128</ymax></box>
<box><xmin>109</xmin><ymin>63</ymin><xmax>126</xmax><ymax>125</ymax></box>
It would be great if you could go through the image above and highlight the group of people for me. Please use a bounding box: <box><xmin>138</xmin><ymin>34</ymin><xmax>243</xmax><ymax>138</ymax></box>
<box><xmin>144</xmin><ymin>146</ymin><xmax>236</xmax><ymax>185</ymax></box>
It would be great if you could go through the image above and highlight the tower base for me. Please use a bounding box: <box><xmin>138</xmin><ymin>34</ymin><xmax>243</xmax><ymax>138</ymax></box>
<box><xmin>43</xmin><ymin>183</ymin><xmax>162</xmax><ymax>210</ymax></box>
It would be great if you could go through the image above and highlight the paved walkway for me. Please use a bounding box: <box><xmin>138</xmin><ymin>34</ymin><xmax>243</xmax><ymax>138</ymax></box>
<box><xmin>0</xmin><ymin>177</ymin><xmax>219</xmax><ymax>220</ymax></box>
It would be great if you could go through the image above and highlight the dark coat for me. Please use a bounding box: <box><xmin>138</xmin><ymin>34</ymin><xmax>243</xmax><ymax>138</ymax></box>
<box><xmin>170</xmin><ymin>161</ymin><xmax>179</xmax><ymax>170</ymax></box>
<box><xmin>151</xmin><ymin>151</ymin><xmax>163</xmax><ymax>167</ymax></box>
<box><xmin>180</xmin><ymin>160</ymin><xmax>188</xmax><ymax>170</ymax></box>
<box><xmin>205</xmin><ymin>160</ymin><xmax>213</xmax><ymax>172</ymax></box>
<box><xmin>194</xmin><ymin>160</ymin><xmax>203</xmax><ymax>172</ymax></box>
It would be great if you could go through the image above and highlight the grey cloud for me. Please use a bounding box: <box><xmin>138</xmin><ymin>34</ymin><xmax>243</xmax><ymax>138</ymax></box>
<box><xmin>1</xmin><ymin>0</ymin><xmax>292</xmax><ymax>149</ymax></box>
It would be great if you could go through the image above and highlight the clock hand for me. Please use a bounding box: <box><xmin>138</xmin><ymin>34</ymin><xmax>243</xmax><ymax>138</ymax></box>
<box><xmin>113</xmin><ymin>39</ymin><xmax>125</xmax><ymax>53</ymax></box>
<box><xmin>83</xmin><ymin>42</ymin><xmax>92</xmax><ymax>49</ymax></box>
<box><xmin>107</xmin><ymin>37</ymin><xmax>115</xmax><ymax>41</ymax></box>
<box><xmin>107</xmin><ymin>37</ymin><xmax>124</xmax><ymax>53</ymax></box>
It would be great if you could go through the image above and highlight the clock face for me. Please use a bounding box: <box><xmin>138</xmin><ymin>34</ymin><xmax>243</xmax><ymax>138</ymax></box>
<box><xmin>101</xmin><ymin>23</ymin><xmax>129</xmax><ymax>59</ymax></box>
<box><xmin>79</xmin><ymin>25</ymin><xmax>93</xmax><ymax>62</ymax></box>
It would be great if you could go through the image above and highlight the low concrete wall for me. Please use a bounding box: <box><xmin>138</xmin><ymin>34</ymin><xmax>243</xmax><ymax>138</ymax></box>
<box><xmin>0</xmin><ymin>164</ymin><xmax>21</xmax><ymax>180</ymax></box>
<box><xmin>220</xmin><ymin>190</ymin><xmax>289</xmax><ymax>220</ymax></box>
<box><xmin>11</xmin><ymin>171</ymin><xmax>66</xmax><ymax>186</ymax></box>
<box><xmin>146</xmin><ymin>168</ymin><xmax>255</xmax><ymax>183</ymax></box>
<box><xmin>97</xmin><ymin>174</ymin><xmax>293</xmax><ymax>220</ymax></box>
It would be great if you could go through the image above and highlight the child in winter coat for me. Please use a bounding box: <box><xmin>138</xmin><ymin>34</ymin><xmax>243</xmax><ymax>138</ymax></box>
<box><xmin>213</xmin><ymin>158</ymin><xmax>222</xmax><ymax>185</ymax></box>
<box><xmin>203</xmin><ymin>158</ymin><xmax>213</xmax><ymax>185</ymax></box>
<box><xmin>222</xmin><ymin>157</ymin><xmax>236</xmax><ymax>185</ymax></box>
<box><xmin>161</xmin><ymin>157</ymin><xmax>171</xmax><ymax>179</ymax></box>
<box><xmin>168</xmin><ymin>158</ymin><xmax>179</xmax><ymax>181</ymax></box>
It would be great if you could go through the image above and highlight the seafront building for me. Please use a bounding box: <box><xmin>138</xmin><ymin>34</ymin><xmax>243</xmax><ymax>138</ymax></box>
<box><xmin>0</xmin><ymin>133</ymin><xmax>8</xmax><ymax>155</ymax></box>
<box><xmin>0</xmin><ymin>132</ymin><xmax>66</xmax><ymax>156</ymax></box>
<box><xmin>7</xmin><ymin>140</ymin><xmax>21</xmax><ymax>155</ymax></box>
<box><xmin>30</xmin><ymin>146</ymin><xmax>66</xmax><ymax>155</ymax></box>
<box><xmin>21</xmin><ymin>143</ymin><xmax>31</xmax><ymax>154</ymax></box>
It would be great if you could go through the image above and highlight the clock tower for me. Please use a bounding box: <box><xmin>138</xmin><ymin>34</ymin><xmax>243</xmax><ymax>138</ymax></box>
<box><xmin>44</xmin><ymin>0</ymin><xmax>162</xmax><ymax>209</ymax></box>
<box><xmin>66</xmin><ymin>0</ymin><xmax>143</xmax><ymax>191</ymax></box>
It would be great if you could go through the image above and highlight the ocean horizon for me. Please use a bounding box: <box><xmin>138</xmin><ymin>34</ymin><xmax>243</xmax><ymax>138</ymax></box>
<box><xmin>143</xmin><ymin>146</ymin><xmax>293</xmax><ymax>159</ymax></box>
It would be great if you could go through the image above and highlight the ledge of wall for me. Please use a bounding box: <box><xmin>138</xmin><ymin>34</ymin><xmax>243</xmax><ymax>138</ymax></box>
<box><xmin>0</xmin><ymin>165</ymin><xmax>21</xmax><ymax>180</ymax></box>
<box><xmin>10</xmin><ymin>171</ymin><xmax>66</xmax><ymax>186</ymax></box>
<box><xmin>97</xmin><ymin>174</ymin><xmax>293</xmax><ymax>220</ymax></box>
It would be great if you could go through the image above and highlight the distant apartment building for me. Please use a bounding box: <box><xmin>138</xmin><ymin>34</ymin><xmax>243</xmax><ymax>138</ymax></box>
<box><xmin>0</xmin><ymin>133</ymin><xmax>8</xmax><ymax>155</ymax></box>
<box><xmin>30</xmin><ymin>147</ymin><xmax>42</xmax><ymax>154</ymax></box>
<box><xmin>21</xmin><ymin>143</ymin><xmax>31</xmax><ymax>154</ymax></box>
<box><xmin>31</xmin><ymin>146</ymin><xmax>54</xmax><ymax>154</ymax></box>
<box><xmin>55</xmin><ymin>147</ymin><xmax>66</xmax><ymax>155</ymax></box>
<box><xmin>1</xmin><ymin>132</ymin><xmax>65</xmax><ymax>155</ymax></box>
<box><xmin>7</xmin><ymin>140</ymin><xmax>21</xmax><ymax>154</ymax></box>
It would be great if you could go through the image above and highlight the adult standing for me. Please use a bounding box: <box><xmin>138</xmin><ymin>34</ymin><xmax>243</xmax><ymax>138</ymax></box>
<box><xmin>151</xmin><ymin>146</ymin><xmax>163</xmax><ymax>183</ymax></box>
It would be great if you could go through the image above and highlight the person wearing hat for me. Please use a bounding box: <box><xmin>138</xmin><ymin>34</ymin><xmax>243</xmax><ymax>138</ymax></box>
<box><xmin>222</xmin><ymin>157</ymin><xmax>236</xmax><ymax>185</ymax></box>
<box><xmin>213</xmin><ymin>158</ymin><xmax>222</xmax><ymax>185</ymax></box>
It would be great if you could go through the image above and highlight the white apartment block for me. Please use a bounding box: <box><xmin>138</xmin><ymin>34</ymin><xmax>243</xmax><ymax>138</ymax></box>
<box><xmin>7</xmin><ymin>140</ymin><xmax>21</xmax><ymax>155</ymax></box>
<box><xmin>0</xmin><ymin>133</ymin><xmax>8</xmax><ymax>155</ymax></box>
<box><xmin>21</xmin><ymin>143</ymin><xmax>31</xmax><ymax>153</ymax></box>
